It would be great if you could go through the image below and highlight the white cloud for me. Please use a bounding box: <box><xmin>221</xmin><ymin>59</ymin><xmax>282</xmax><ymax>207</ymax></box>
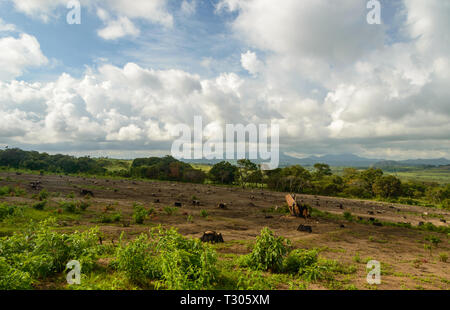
<box><xmin>1</xmin><ymin>0</ymin><xmax>450</xmax><ymax>159</ymax></box>
<box><xmin>9</xmin><ymin>0</ymin><xmax>67</xmax><ymax>22</ymax></box>
<box><xmin>218</xmin><ymin>0</ymin><xmax>385</xmax><ymax>66</ymax></box>
<box><xmin>104</xmin><ymin>0</ymin><xmax>173</xmax><ymax>28</ymax></box>
<box><xmin>0</xmin><ymin>33</ymin><xmax>48</xmax><ymax>80</ymax></box>
<box><xmin>240</xmin><ymin>51</ymin><xmax>263</xmax><ymax>76</ymax></box>
<box><xmin>181</xmin><ymin>0</ymin><xmax>197</xmax><ymax>16</ymax></box>
<box><xmin>8</xmin><ymin>0</ymin><xmax>173</xmax><ymax>39</ymax></box>
<box><xmin>97</xmin><ymin>14</ymin><xmax>140</xmax><ymax>40</ymax></box>
<box><xmin>0</xmin><ymin>18</ymin><xmax>16</xmax><ymax>32</ymax></box>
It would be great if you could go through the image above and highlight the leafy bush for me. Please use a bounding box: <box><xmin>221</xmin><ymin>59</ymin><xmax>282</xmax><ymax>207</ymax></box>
<box><xmin>164</xmin><ymin>206</ymin><xmax>178</xmax><ymax>216</ymax></box>
<box><xmin>32</xmin><ymin>201</ymin><xmax>46</xmax><ymax>211</ymax></box>
<box><xmin>115</xmin><ymin>227</ymin><xmax>218</xmax><ymax>290</ymax></box>
<box><xmin>133</xmin><ymin>203</ymin><xmax>148</xmax><ymax>224</ymax></box>
<box><xmin>13</xmin><ymin>187</ymin><xmax>26</xmax><ymax>197</ymax></box>
<box><xmin>0</xmin><ymin>219</ymin><xmax>102</xmax><ymax>289</ymax></box>
<box><xmin>0</xmin><ymin>203</ymin><xmax>18</xmax><ymax>221</ymax></box>
<box><xmin>60</xmin><ymin>201</ymin><xmax>78</xmax><ymax>213</ymax></box>
<box><xmin>343</xmin><ymin>211</ymin><xmax>354</xmax><ymax>221</ymax></box>
<box><xmin>239</xmin><ymin>227</ymin><xmax>290</xmax><ymax>272</ymax></box>
<box><xmin>37</xmin><ymin>189</ymin><xmax>49</xmax><ymax>201</ymax></box>
<box><xmin>153</xmin><ymin>227</ymin><xmax>218</xmax><ymax>290</ymax></box>
<box><xmin>283</xmin><ymin>248</ymin><xmax>355</xmax><ymax>282</ymax></box>
<box><xmin>78</xmin><ymin>201</ymin><xmax>90</xmax><ymax>211</ymax></box>
<box><xmin>100</xmin><ymin>212</ymin><xmax>122</xmax><ymax>223</ymax></box>
<box><xmin>283</xmin><ymin>249</ymin><xmax>319</xmax><ymax>274</ymax></box>
<box><xmin>0</xmin><ymin>257</ymin><xmax>33</xmax><ymax>290</ymax></box>
<box><xmin>200</xmin><ymin>210</ymin><xmax>208</xmax><ymax>218</ymax></box>
<box><xmin>115</xmin><ymin>233</ymin><xmax>161</xmax><ymax>284</ymax></box>
<box><xmin>0</xmin><ymin>186</ymin><xmax>13</xmax><ymax>197</ymax></box>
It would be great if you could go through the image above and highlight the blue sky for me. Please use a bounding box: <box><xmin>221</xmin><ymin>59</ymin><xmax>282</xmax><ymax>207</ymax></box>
<box><xmin>0</xmin><ymin>0</ymin><xmax>248</xmax><ymax>81</ymax></box>
<box><xmin>0</xmin><ymin>0</ymin><xmax>449</xmax><ymax>160</ymax></box>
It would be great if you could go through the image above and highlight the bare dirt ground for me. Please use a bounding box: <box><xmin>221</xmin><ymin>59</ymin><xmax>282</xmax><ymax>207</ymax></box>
<box><xmin>1</xmin><ymin>172</ymin><xmax>449</xmax><ymax>290</ymax></box>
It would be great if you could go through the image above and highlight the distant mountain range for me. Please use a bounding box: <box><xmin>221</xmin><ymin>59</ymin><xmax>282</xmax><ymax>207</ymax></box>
<box><xmin>284</xmin><ymin>153</ymin><xmax>450</xmax><ymax>168</ymax></box>
<box><xmin>184</xmin><ymin>153</ymin><xmax>450</xmax><ymax>168</ymax></box>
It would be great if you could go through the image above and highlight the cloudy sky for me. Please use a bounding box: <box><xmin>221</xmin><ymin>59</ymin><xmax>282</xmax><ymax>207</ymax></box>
<box><xmin>0</xmin><ymin>0</ymin><xmax>449</xmax><ymax>160</ymax></box>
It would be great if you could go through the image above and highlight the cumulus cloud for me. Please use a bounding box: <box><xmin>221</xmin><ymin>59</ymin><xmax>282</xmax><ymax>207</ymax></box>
<box><xmin>97</xmin><ymin>9</ymin><xmax>140</xmax><ymax>40</ymax></box>
<box><xmin>240</xmin><ymin>51</ymin><xmax>263</xmax><ymax>76</ymax></box>
<box><xmin>0</xmin><ymin>33</ymin><xmax>48</xmax><ymax>80</ymax></box>
<box><xmin>1</xmin><ymin>0</ymin><xmax>449</xmax><ymax>159</ymax></box>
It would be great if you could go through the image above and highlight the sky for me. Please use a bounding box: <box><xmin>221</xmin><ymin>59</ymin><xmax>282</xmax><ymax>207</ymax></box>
<box><xmin>0</xmin><ymin>0</ymin><xmax>449</xmax><ymax>160</ymax></box>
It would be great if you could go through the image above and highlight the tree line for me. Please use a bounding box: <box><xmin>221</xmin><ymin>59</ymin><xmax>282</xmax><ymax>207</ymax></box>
<box><xmin>1</xmin><ymin>148</ymin><xmax>448</xmax><ymax>209</ymax></box>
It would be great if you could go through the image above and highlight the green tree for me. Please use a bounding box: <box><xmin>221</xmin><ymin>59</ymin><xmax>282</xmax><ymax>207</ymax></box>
<box><xmin>208</xmin><ymin>161</ymin><xmax>238</xmax><ymax>184</ymax></box>
<box><xmin>313</xmin><ymin>163</ymin><xmax>332</xmax><ymax>179</ymax></box>
<box><xmin>237</xmin><ymin>159</ymin><xmax>258</xmax><ymax>188</ymax></box>
<box><xmin>372</xmin><ymin>175</ymin><xmax>402</xmax><ymax>198</ymax></box>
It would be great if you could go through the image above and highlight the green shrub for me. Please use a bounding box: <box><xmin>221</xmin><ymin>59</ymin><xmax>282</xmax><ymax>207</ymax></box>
<box><xmin>0</xmin><ymin>203</ymin><xmax>17</xmax><ymax>221</ymax></box>
<box><xmin>0</xmin><ymin>257</ymin><xmax>33</xmax><ymax>290</ymax></box>
<box><xmin>153</xmin><ymin>227</ymin><xmax>218</xmax><ymax>290</ymax></box>
<box><xmin>343</xmin><ymin>211</ymin><xmax>353</xmax><ymax>221</ymax></box>
<box><xmin>32</xmin><ymin>201</ymin><xmax>47</xmax><ymax>211</ymax></box>
<box><xmin>0</xmin><ymin>219</ymin><xmax>102</xmax><ymax>286</ymax></box>
<box><xmin>236</xmin><ymin>271</ymin><xmax>275</xmax><ymax>290</ymax></box>
<box><xmin>239</xmin><ymin>227</ymin><xmax>290</xmax><ymax>272</ymax></box>
<box><xmin>100</xmin><ymin>212</ymin><xmax>122</xmax><ymax>223</ymax></box>
<box><xmin>115</xmin><ymin>233</ymin><xmax>161</xmax><ymax>284</ymax></box>
<box><xmin>164</xmin><ymin>206</ymin><xmax>178</xmax><ymax>216</ymax></box>
<box><xmin>37</xmin><ymin>189</ymin><xmax>49</xmax><ymax>201</ymax></box>
<box><xmin>133</xmin><ymin>203</ymin><xmax>148</xmax><ymax>224</ymax></box>
<box><xmin>0</xmin><ymin>186</ymin><xmax>13</xmax><ymax>197</ymax></box>
<box><xmin>13</xmin><ymin>187</ymin><xmax>26</xmax><ymax>197</ymax></box>
<box><xmin>78</xmin><ymin>201</ymin><xmax>90</xmax><ymax>211</ymax></box>
<box><xmin>60</xmin><ymin>201</ymin><xmax>78</xmax><ymax>213</ymax></box>
<box><xmin>200</xmin><ymin>210</ymin><xmax>208</xmax><ymax>218</ymax></box>
<box><xmin>116</xmin><ymin>227</ymin><xmax>218</xmax><ymax>290</ymax></box>
<box><xmin>283</xmin><ymin>249</ymin><xmax>319</xmax><ymax>274</ymax></box>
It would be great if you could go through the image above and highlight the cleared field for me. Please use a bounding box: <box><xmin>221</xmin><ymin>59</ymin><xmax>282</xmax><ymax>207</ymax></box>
<box><xmin>386</xmin><ymin>167</ymin><xmax>450</xmax><ymax>184</ymax></box>
<box><xmin>0</xmin><ymin>172</ymin><xmax>449</xmax><ymax>290</ymax></box>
